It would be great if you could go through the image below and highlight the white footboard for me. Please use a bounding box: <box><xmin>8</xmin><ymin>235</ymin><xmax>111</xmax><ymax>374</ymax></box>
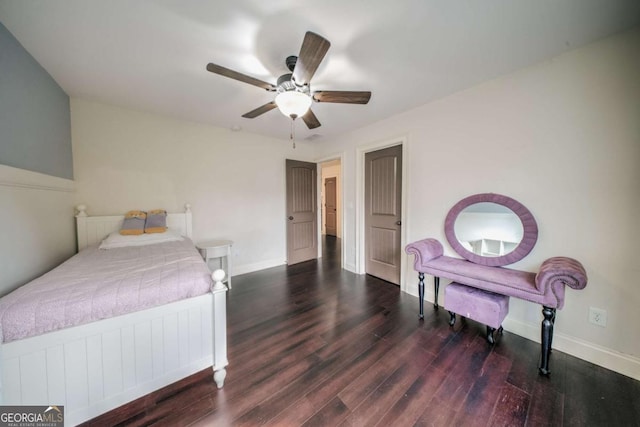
<box><xmin>0</xmin><ymin>288</ymin><xmax>228</xmax><ymax>426</ymax></box>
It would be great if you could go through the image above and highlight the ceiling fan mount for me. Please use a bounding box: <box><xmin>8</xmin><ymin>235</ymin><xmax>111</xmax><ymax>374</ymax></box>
<box><xmin>285</xmin><ymin>55</ymin><xmax>298</xmax><ymax>73</ymax></box>
<box><xmin>206</xmin><ymin>31</ymin><xmax>371</xmax><ymax>130</ymax></box>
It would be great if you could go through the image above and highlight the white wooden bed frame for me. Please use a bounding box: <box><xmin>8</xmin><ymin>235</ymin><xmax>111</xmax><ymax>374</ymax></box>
<box><xmin>0</xmin><ymin>204</ymin><xmax>228</xmax><ymax>426</ymax></box>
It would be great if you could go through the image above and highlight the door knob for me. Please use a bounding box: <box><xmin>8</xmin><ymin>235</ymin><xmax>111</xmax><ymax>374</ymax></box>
<box><xmin>288</xmin><ymin>216</ymin><xmax>294</xmax><ymax>220</ymax></box>
<box><xmin>395</xmin><ymin>220</ymin><xmax>402</xmax><ymax>226</ymax></box>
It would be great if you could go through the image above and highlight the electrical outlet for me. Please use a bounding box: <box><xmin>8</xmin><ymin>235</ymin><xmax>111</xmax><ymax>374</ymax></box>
<box><xmin>589</xmin><ymin>307</ymin><xmax>607</xmax><ymax>327</ymax></box>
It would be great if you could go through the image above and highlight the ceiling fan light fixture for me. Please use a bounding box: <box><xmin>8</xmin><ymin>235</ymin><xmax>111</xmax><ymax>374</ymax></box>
<box><xmin>275</xmin><ymin>90</ymin><xmax>312</xmax><ymax>118</ymax></box>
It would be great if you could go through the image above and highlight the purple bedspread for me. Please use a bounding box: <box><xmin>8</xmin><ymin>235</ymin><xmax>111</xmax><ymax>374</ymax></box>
<box><xmin>0</xmin><ymin>239</ymin><xmax>213</xmax><ymax>343</ymax></box>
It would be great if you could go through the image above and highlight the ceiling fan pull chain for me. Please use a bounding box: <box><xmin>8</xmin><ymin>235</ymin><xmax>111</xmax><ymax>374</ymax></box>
<box><xmin>291</xmin><ymin>117</ymin><xmax>296</xmax><ymax>149</ymax></box>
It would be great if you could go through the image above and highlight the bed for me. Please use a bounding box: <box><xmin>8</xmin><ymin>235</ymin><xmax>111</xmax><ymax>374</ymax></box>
<box><xmin>0</xmin><ymin>204</ymin><xmax>228</xmax><ymax>425</ymax></box>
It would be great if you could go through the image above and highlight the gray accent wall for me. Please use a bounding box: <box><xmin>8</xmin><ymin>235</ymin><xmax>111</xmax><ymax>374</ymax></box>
<box><xmin>0</xmin><ymin>22</ymin><xmax>73</xmax><ymax>179</ymax></box>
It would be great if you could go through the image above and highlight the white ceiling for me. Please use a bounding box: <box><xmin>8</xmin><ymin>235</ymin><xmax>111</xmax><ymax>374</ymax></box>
<box><xmin>1</xmin><ymin>0</ymin><xmax>639</xmax><ymax>142</ymax></box>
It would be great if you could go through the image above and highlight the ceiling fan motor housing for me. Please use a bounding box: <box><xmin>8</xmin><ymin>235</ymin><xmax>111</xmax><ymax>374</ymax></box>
<box><xmin>277</xmin><ymin>73</ymin><xmax>309</xmax><ymax>95</ymax></box>
<box><xmin>277</xmin><ymin>73</ymin><xmax>294</xmax><ymax>89</ymax></box>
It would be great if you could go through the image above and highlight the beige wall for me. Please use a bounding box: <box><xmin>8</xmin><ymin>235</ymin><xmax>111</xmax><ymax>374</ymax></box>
<box><xmin>71</xmin><ymin>99</ymin><xmax>316</xmax><ymax>275</ymax></box>
<box><xmin>315</xmin><ymin>28</ymin><xmax>640</xmax><ymax>378</ymax></box>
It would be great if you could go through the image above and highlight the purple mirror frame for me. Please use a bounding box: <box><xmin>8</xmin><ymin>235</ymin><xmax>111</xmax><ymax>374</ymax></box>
<box><xmin>444</xmin><ymin>193</ymin><xmax>538</xmax><ymax>267</ymax></box>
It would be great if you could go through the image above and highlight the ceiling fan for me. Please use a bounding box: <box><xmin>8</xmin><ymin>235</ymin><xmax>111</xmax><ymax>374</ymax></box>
<box><xmin>206</xmin><ymin>31</ymin><xmax>371</xmax><ymax>130</ymax></box>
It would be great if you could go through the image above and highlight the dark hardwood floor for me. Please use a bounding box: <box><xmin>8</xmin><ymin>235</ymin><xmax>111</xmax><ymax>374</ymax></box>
<box><xmin>95</xmin><ymin>236</ymin><xmax>640</xmax><ymax>426</ymax></box>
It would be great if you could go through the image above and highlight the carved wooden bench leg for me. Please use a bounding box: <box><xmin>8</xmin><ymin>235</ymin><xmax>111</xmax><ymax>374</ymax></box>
<box><xmin>418</xmin><ymin>272</ymin><xmax>425</xmax><ymax>319</ymax></box>
<box><xmin>448</xmin><ymin>311</ymin><xmax>456</xmax><ymax>326</ymax></box>
<box><xmin>417</xmin><ymin>273</ymin><xmax>441</xmax><ymax>318</ymax></box>
<box><xmin>539</xmin><ymin>306</ymin><xmax>555</xmax><ymax>376</ymax></box>
<box><xmin>550</xmin><ymin>308</ymin><xmax>556</xmax><ymax>353</ymax></box>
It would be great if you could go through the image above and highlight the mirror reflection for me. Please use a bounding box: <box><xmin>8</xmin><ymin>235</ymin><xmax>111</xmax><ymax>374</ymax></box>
<box><xmin>453</xmin><ymin>202</ymin><xmax>524</xmax><ymax>257</ymax></box>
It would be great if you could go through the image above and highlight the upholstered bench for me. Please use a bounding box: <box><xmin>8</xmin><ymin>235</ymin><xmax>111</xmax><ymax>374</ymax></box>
<box><xmin>445</xmin><ymin>282</ymin><xmax>510</xmax><ymax>345</ymax></box>
<box><xmin>406</xmin><ymin>238</ymin><xmax>588</xmax><ymax>375</ymax></box>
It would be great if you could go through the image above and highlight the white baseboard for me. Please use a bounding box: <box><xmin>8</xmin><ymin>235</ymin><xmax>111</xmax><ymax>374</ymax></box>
<box><xmin>502</xmin><ymin>317</ymin><xmax>640</xmax><ymax>381</ymax></box>
<box><xmin>233</xmin><ymin>258</ymin><xmax>286</xmax><ymax>276</ymax></box>
<box><xmin>344</xmin><ymin>263</ymin><xmax>356</xmax><ymax>273</ymax></box>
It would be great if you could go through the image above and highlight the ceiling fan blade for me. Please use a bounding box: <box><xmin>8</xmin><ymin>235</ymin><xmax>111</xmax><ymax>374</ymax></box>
<box><xmin>302</xmin><ymin>109</ymin><xmax>321</xmax><ymax>129</ymax></box>
<box><xmin>291</xmin><ymin>32</ymin><xmax>331</xmax><ymax>87</ymax></box>
<box><xmin>313</xmin><ymin>91</ymin><xmax>371</xmax><ymax>104</ymax></box>
<box><xmin>206</xmin><ymin>63</ymin><xmax>276</xmax><ymax>91</ymax></box>
<box><xmin>242</xmin><ymin>102</ymin><xmax>278</xmax><ymax>118</ymax></box>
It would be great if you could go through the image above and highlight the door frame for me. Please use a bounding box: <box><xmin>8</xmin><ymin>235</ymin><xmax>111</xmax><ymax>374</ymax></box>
<box><xmin>356</xmin><ymin>136</ymin><xmax>408</xmax><ymax>290</ymax></box>
<box><xmin>315</xmin><ymin>152</ymin><xmax>345</xmax><ymax>269</ymax></box>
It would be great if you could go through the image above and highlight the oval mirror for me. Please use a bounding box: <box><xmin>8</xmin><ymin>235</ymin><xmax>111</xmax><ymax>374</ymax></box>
<box><xmin>444</xmin><ymin>193</ymin><xmax>538</xmax><ymax>267</ymax></box>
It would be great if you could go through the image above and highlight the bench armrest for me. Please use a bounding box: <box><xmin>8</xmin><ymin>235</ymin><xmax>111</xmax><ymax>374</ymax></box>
<box><xmin>535</xmin><ymin>257</ymin><xmax>588</xmax><ymax>304</ymax></box>
<box><xmin>405</xmin><ymin>238</ymin><xmax>444</xmax><ymax>270</ymax></box>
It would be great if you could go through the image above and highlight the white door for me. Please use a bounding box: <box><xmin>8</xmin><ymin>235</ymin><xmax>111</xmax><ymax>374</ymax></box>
<box><xmin>365</xmin><ymin>145</ymin><xmax>402</xmax><ymax>285</ymax></box>
<box><xmin>286</xmin><ymin>159</ymin><xmax>317</xmax><ymax>265</ymax></box>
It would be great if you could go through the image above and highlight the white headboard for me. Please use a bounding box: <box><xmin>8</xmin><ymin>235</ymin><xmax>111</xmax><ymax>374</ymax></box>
<box><xmin>75</xmin><ymin>204</ymin><xmax>193</xmax><ymax>251</ymax></box>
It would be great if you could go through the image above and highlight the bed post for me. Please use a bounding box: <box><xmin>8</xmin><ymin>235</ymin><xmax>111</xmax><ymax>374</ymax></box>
<box><xmin>211</xmin><ymin>269</ymin><xmax>229</xmax><ymax>388</ymax></box>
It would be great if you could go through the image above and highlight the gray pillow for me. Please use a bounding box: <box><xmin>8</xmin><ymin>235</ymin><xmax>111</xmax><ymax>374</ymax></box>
<box><xmin>145</xmin><ymin>209</ymin><xmax>167</xmax><ymax>234</ymax></box>
<box><xmin>120</xmin><ymin>210</ymin><xmax>146</xmax><ymax>235</ymax></box>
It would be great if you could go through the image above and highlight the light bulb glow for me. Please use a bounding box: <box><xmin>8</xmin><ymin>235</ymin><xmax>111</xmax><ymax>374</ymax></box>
<box><xmin>275</xmin><ymin>90</ymin><xmax>312</xmax><ymax>118</ymax></box>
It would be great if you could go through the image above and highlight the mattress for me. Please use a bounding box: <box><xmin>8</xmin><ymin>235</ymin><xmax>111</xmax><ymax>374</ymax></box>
<box><xmin>0</xmin><ymin>239</ymin><xmax>213</xmax><ymax>343</ymax></box>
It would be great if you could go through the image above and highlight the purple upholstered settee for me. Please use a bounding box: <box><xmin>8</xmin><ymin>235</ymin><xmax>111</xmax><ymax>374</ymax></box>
<box><xmin>406</xmin><ymin>238</ymin><xmax>587</xmax><ymax>375</ymax></box>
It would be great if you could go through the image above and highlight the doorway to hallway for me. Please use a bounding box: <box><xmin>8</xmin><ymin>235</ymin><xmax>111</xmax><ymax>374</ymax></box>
<box><xmin>320</xmin><ymin>158</ymin><xmax>342</xmax><ymax>268</ymax></box>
